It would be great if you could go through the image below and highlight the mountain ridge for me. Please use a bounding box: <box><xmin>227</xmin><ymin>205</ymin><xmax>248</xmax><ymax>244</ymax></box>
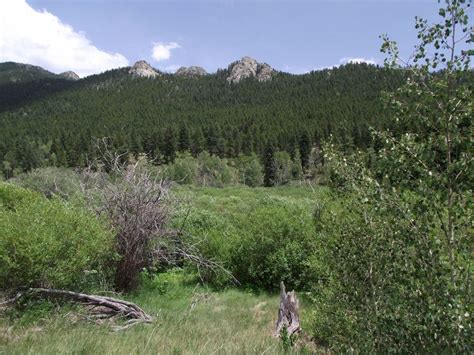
<box><xmin>0</xmin><ymin>56</ymin><xmax>322</xmax><ymax>85</ymax></box>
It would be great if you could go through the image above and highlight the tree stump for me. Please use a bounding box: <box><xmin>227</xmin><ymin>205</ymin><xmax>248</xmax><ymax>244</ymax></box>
<box><xmin>275</xmin><ymin>281</ymin><xmax>300</xmax><ymax>337</ymax></box>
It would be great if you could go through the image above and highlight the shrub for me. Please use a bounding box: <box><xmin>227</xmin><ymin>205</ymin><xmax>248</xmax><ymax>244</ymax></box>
<box><xmin>81</xmin><ymin>159</ymin><xmax>171</xmax><ymax>291</ymax></box>
<box><xmin>162</xmin><ymin>151</ymin><xmax>238</xmax><ymax>187</ymax></box>
<box><xmin>12</xmin><ymin>167</ymin><xmax>82</xmax><ymax>199</ymax></box>
<box><xmin>182</xmin><ymin>192</ymin><xmax>319</xmax><ymax>290</ymax></box>
<box><xmin>162</xmin><ymin>152</ymin><xmax>198</xmax><ymax>185</ymax></box>
<box><xmin>234</xmin><ymin>153</ymin><xmax>264</xmax><ymax>187</ymax></box>
<box><xmin>230</xmin><ymin>201</ymin><xmax>318</xmax><ymax>290</ymax></box>
<box><xmin>0</xmin><ymin>183</ymin><xmax>115</xmax><ymax>291</ymax></box>
<box><xmin>196</xmin><ymin>151</ymin><xmax>237</xmax><ymax>187</ymax></box>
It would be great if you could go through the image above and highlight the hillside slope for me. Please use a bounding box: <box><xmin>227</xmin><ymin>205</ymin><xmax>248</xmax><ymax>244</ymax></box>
<box><xmin>0</xmin><ymin>61</ymin><xmax>406</xmax><ymax>174</ymax></box>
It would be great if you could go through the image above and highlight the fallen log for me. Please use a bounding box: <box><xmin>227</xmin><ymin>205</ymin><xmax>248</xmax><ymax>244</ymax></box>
<box><xmin>275</xmin><ymin>281</ymin><xmax>300</xmax><ymax>337</ymax></box>
<box><xmin>2</xmin><ymin>287</ymin><xmax>152</xmax><ymax>329</ymax></box>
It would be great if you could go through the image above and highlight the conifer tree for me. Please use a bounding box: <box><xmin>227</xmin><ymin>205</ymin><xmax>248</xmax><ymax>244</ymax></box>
<box><xmin>162</xmin><ymin>128</ymin><xmax>177</xmax><ymax>163</ymax></box>
<box><xmin>178</xmin><ymin>125</ymin><xmax>190</xmax><ymax>152</ymax></box>
<box><xmin>191</xmin><ymin>128</ymin><xmax>206</xmax><ymax>157</ymax></box>
<box><xmin>291</xmin><ymin>149</ymin><xmax>304</xmax><ymax>180</ymax></box>
<box><xmin>299</xmin><ymin>132</ymin><xmax>311</xmax><ymax>169</ymax></box>
<box><xmin>263</xmin><ymin>143</ymin><xmax>276</xmax><ymax>187</ymax></box>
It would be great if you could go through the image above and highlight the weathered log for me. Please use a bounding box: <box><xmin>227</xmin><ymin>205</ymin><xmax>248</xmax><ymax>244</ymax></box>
<box><xmin>2</xmin><ymin>288</ymin><xmax>152</xmax><ymax>328</ymax></box>
<box><xmin>275</xmin><ymin>281</ymin><xmax>300</xmax><ymax>337</ymax></box>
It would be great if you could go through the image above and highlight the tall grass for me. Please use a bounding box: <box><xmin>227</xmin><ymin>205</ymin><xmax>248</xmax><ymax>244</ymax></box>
<box><xmin>0</xmin><ymin>270</ymin><xmax>315</xmax><ymax>354</ymax></box>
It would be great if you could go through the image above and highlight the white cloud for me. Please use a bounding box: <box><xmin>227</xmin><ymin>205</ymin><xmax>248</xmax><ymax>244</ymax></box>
<box><xmin>151</xmin><ymin>42</ymin><xmax>181</xmax><ymax>62</ymax></box>
<box><xmin>339</xmin><ymin>57</ymin><xmax>377</xmax><ymax>65</ymax></box>
<box><xmin>0</xmin><ymin>0</ymin><xmax>129</xmax><ymax>77</ymax></box>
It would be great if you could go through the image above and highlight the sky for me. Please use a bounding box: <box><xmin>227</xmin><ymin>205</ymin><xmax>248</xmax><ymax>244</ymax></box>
<box><xmin>0</xmin><ymin>0</ymin><xmax>441</xmax><ymax>77</ymax></box>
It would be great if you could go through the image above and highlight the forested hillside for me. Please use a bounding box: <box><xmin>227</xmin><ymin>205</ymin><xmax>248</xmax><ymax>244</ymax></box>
<box><xmin>0</xmin><ymin>62</ymin><xmax>406</xmax><ymax>176</ymax></box>
<box><xmin>0</xmin><ymin>62</ymin><xmax>61</xmax><ymax>84</ymax></box>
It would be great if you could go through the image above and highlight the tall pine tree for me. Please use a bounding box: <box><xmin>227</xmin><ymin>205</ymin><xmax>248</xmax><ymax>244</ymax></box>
<box><xmin>178</xmin><ymin>125</ymin><xmax>190</xmax><ymax>152</ymax></box>
<box><xmin>263</xmin><ymin>143</ymin><xmax>276</xmax><ymax>187</ymax></box>
<box><xmin>299</xmin><ymin>132</ymin><xmax>311</xmax><ymax>170</ymax></box>
<box><xmin>162</xmin><ymin>128</ymin><xmax>177</xmax><ymax>163</ymax></box>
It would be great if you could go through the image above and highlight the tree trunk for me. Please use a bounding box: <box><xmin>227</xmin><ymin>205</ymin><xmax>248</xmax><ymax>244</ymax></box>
<box><xmin>2</xmin><ymin>288</ymin><xmax>152</xmax><ymax>327</ymax></box>
<box><xmin>275</xmin><ymin>281</ymin><xmax>300</xmax><ymax>337</ymax></box>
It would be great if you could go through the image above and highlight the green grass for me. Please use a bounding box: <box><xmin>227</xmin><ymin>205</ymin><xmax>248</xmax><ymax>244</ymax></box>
<box><xmin>0</xmin><ymin>185</ymin><xmax>327</xmax><ymax>354</ymax></box>
<box><xmin>173</xmin><ymin>185</ymin><xmax>329</xmax><ymax>213</ymax></box>
<box><xmin>0</xmin><ymin>273</ymin><xmax>315</xmax><ymax>354</ymax></box>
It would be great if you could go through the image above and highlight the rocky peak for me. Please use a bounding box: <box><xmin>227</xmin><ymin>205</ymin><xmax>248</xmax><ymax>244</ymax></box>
<box><xmin>175</xmin><ymin>66</ymin><xmax>207</xmax><ymax>78</ymax></box>
<box><xmin>129</xmin><ymin>60</ymin><xmax>160</xmax><ymax>78</ymax></box>
<box><xmin>226</xmin><ymin>56</ymin><xmax>274</xmax><ymax>83</ymax></box>
<box><xmin>59</xmin><ymin>71</ymin><xmax>80</xmax><ymax>81</ymax></box>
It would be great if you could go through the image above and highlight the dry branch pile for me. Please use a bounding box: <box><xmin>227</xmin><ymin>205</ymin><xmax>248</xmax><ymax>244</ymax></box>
<box><xmin>1</xmin><ymin>288</ymin><xmax>152</xmax><ymax>331</ymax></box>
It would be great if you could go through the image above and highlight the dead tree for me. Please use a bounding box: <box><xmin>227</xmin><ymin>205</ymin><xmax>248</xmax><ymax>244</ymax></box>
<box><xmin>80</xmin><ymin>139</ymin><xmax>235</xmax><ymax>291</ymax></box>
<box><xmin>2</xmin><ymin>288</ymin><xmax>152</xmax><ymax>330</ymax></box>
<box><xmin>275</xmin><ymin>281</ymin><xmax>300</xmax><ymax>337</ymax></box>
<box><xmin>81</xmin><ymin>140</ymin><xmax>172</xmax><ymax>291</ymax></box>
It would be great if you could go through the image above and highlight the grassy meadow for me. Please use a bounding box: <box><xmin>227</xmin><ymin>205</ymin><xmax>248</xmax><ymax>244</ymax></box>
<box><xmin>0</xmin><ymin>185</ymin><xmax>325</xmax><ymax>354</ymax></box>
<box><xmin>0</xmin><ymin>275</ymin><xmax>314</xmax><ymax>354</ymax></box>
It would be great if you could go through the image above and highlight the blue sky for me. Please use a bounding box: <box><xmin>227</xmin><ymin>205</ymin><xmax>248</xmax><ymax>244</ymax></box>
<box><xmin>0</xmin><ymin>0</ymin><xmax>440</xmax><ymax>76</ymax></box>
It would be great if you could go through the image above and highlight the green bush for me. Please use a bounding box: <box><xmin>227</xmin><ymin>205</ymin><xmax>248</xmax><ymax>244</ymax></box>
<box><xmin>180</xmin><ymin>190</ymin><xmax>319</xmax><ymax>290</ymax></box>
<box><xmin>162</xmin><ymin>152</ymin><xmax>198</xmax><ymax>185</ymax></box>
<box><xmin>11</xmin><ymin>167</ymin><xmax>82</xmax><ymax>199</ymax></box>
<box><xmin>234</xmin><ymin>153</ymin><xmax>264</xmax><ymax>187</ymax></box>
<box><xmin>0</xmin><ymin>181</ymin><xmax>39</xmax><ymax>210</ymax></box>
<box><xmin>163</xmin><ymin>151</ymin><xmax>238</xmax><ymax>187</ymax></box>
<box><xmin>311</xmin><ymin>186</ymin><xmax>472</xmax><ymax>353</ymax></box>
<box><xmin>195</xmin><ymin>151</ymin><xmax>237</xmax><ymax>187</ymax></box>
<box><xmin>139</xmin><ymin>268</ymin><xmax>195</xmax><ymax>295</ymax></box>
<box><xmin>0</xmin><ymin>183</ymin><xmax>115</xmax><ymax>291</ymax></box>
<box><xmin>230</xmin><ymin>201</ymin><xmax>318</xmax><ymax>290</ymax></box>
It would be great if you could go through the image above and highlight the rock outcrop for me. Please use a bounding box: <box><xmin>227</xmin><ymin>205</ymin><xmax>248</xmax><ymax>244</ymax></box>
<box><xmin>175</xmin><ymin>66</ymin><xmax>207</xmax><ymax>78</ymax></box>
<box><xmin>226</xmin><ymin>56</ymin><xmax>274</xmax><ymax>83</ymax></box>
<box><xmin>256</xmin><ymin>63</ymin><xmax>273</xmax><ymax>82</ymax></box>
<box><xmin>129</xmin><ymin>60</ymin><xmax>160</xmax><ymax>78</ymax></box>
<box><xmin>59</xmin><ymin>71</ymin><xmax>80</xmax><ymax>80</ymax></box>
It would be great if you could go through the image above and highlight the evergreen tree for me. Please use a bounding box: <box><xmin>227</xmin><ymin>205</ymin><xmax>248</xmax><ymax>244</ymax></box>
<box><xmin>191</xmin><ymin>128</ymin><xmax>206</xmax><ymax>156</ymax></box>
<box><xmin>299</xmin><ymin>132</ymin><xmax>311</xmax><ymax>170</ymax></box>
<box><xmin>263</xmin><ymin>144</ymin><xmax>276</xmax><ymax>187</ymax></box>
<box><xmin>130</xmin><ymin>133</ymin><xmax>143</xmax><ymax>158</ymax></box>
<box><xmin>206</xmin><ymin>126</ymin><xmax>219</xmax><ymax>155</ymax></box>
<box><xmin>162</xmin><ymin>128</ymin><xmax>177</xmax><ymax>163</ymax></box>
<box><xmin>216</xmin><ymin>137</ymin><xmax>227</xmax><ymax>157</ymax></box>
<box><xmin>178</xmin><ymin>125</ymin><xmax>190</xmax><ymax>152</ymax></box>
<box><xmin>291</xmin><ymin>149</ymin><xmax>304</xmax><ymax>180</ymax></box>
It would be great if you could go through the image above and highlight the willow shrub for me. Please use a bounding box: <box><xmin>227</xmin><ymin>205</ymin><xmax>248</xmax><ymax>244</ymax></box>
<box><xmin>0</xmin><ymin>183</ymin><xmax>115</xmax><ymax>291</ymax></box>
<box><xmin>231</xmin><ymin>202</ymin><xmax>319</xmax><ymax>290</ymax></box>
<box><xmin>182</xmin><ymin>195</ymin><xmax>319</xmax><ymax>291</ymax></box>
